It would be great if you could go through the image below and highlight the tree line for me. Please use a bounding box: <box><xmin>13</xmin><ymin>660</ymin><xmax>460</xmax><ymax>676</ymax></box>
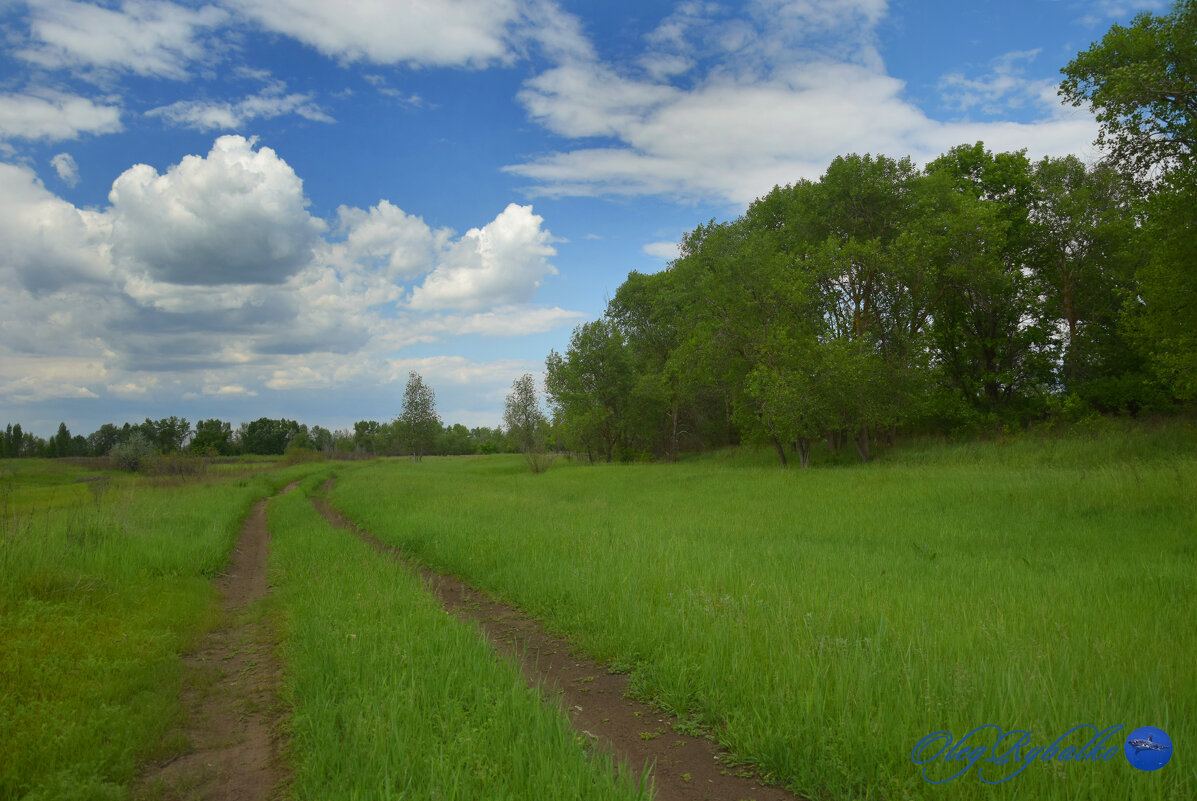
<box><xmin>544</xmin><ymin>2</ymin><xmax>1196</xmax><ymax>467</ymax></box>
<box><xmin>1</xmin><ymin>374</ymin><xmax>514</xmax><ymax>462</ymax></box>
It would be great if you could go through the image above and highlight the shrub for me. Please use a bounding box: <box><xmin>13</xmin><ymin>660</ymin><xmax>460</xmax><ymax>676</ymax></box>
<box><xmin>109</xmin><ymin>433</ymin><xmax>154</xmax><ymax>472</ymax></box>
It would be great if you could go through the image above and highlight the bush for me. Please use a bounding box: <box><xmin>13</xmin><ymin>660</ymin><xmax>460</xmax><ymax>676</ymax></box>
<box><xmin>109</xmin><ymin>433</ymin><xmax>154</xmax><ymax>472</ymax></box>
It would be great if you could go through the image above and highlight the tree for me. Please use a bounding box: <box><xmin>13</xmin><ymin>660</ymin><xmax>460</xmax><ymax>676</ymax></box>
<box><xmin>87</xmin><ymin>423</ymin><xmax>121</xmax><ymax>457</ymax></box>
<box><xmin>240</xmin><ymin>418</ymin><xmax>300</xmax><ymax>455</ymax></box>
<box><xmin>397</xmin><ymin>371</ymin><xmax>440</xmax><ymax>461</ymax></box>
<box><xmin>191</xmin><ymin>419</ymin><xmax>233</xmax><ymax>455</ymax></box>
<box><xmin>545</xmin><ymin>319</ymin><xmax>633</xmax><ymax>462</ymax></box>
<box><xmin>504</xmin><ymin>373</ymin><xmax>551</xmax><ymax>472</ymax></box>
<box><xmin>1061</xmin><ymin>2</ymin><xmax>1197</xmax><ymax>402</ymax></box>
<box><xmin>925</xmin><ymin>144</ymin><xmax>1056</xmax><ymax>419</ymax></box>
<box><xmin>1028</xmin><ymin>156</ymin><xmax>1157</xmax><ymax>410</ymax></box>
<box><xmin>1060</xmin><ymin>0</ymin><xmax>1196</xmax><ymax>180</ymax></box>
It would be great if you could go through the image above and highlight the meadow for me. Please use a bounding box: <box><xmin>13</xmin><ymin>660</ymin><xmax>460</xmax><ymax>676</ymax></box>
<box><xmin>268</xmin><ymin>475</ymin><xmax>648</xmax><ymax>800</ymax></box>
<box><xmin>0</xmin><ymin>458</ymin><xmax>327</xmax><ymax>800</ymax></box>
<box><xmin>2</xmin><ymin>422</ymin><xmax>1192</xmax><ymax>800</ymax></box>
<box><xmin>327</xmin><ymin>423</ymin><xmax>1196</xmax><ymax>801</ymax></box>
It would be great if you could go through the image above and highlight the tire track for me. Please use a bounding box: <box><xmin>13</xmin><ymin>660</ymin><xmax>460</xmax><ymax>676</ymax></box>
<box><xmin>313</xmin><ymin>478</ymin><xmax>804</xmax><ymax>801</ymax></box>
<box><xmin>136</xmin><ymin>482</ymin><xmax>297</xmax><ymax>801</ymax></box>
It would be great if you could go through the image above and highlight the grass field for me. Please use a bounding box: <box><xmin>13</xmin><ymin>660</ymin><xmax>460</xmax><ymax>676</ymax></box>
<box><xmin>2</xmin><ymin>423</ymin><xmax>1192</xmax><ymax>800</ymax></box>
<box><xmin>326</xmin><ymin>424</ymin><xmax>1196</xmax><ymax>800</ymax></box>
<box><xmin>0</xmin><ymin>458</ymin><xmax>328</xmax><ymax>800</ymax></box>
<box><xmin>268</xmin><ymin>475</ymin><xmax>649</xmax><ymax>800</ymax></box>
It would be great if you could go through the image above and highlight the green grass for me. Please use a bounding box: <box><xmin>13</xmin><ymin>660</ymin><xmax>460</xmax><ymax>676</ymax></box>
<box><xmin>0</xmin><ymin>459</ymin><xmax>329</xmax><ymax>800</ymax></box>
<box><xmin>268</xmin><ymin>473</ymin><xmax>650</xmax><ymax>801</ymax></box>
<box><xmin>328</xmin><ymin>428</ymin><xmax>1196</xmax><ymax>801</ymax></box>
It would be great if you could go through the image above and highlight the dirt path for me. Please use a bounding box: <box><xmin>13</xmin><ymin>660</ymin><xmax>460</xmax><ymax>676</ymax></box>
<box><xmin>314</xmin><ymin>480</ymin><xmax>804</xmax><ymax>801</ymax></box>
<box><xmin>137</xmin><ymin>484</ymin><xmax>296</xmax><ymax>801</ymax></box>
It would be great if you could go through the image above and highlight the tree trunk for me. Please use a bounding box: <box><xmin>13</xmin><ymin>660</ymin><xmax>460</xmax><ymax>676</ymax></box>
<box><xmin>826</xmin><ymin>429</ymin><xmax>840</xmax><ymax>454</ymax></box>
<box><xmin>668</xmin><ymin>398</ymin><xmax>679</xmax><ymax>462</ymax></box>
<box><xmin>853</xmin><ymin>423</ymin><xmax>872</xmax><ymax>462</ymax></box>
<box><xmin>771</xmin><ymin>434</ymin><xmax>788</xmax><ymax>468</ymax></box>
<box><xmin>796</xmin><ymin>437</ymin><xmax>811</xmax><ymax>469</ymax></box>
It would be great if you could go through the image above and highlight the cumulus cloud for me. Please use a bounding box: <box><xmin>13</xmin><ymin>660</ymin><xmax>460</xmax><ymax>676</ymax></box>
<box><xmin>108</xmin><ymin>135</ymin><xmax>326</xmax><ymax>285</ymax></box>
<box><xmin>50</xmin><ymin>152</ymin><xmax>79</xmax><ymax>186</ymax></box>
<box><xmin>0</xmin><ymin>137</ymin><xmax>579</xmax><ymax>413</ymax></box>
<box><xmin>409</xmin><ymin>204</ymin><xmax>558</xmax><ymax>312</ymax></box>
<box><xmin>0</xmin><ymin>91</ymin><xmax>122</xmax><ymax>142</ymax></box>
<box><xmin>326</xmin><ymin>200</ymin><xmax>449</xmax><ymax>280</ymax></box>
<box><xmin>227</xmin><ymin>0</ymin><xmax>522</xmax><ymax>67</ymax></box>
<box><xmin>0</xmin><ymin>162</ymin><xmax>112</xmax><ymax>293</ymax></box>
<box><xmin>506</xmin><ymin>0</ymin><xmax>1098</xmax><ymax>204</ymax></box>
<box><xmin>19</xmin><ymin>0</ymin><xmax>229</xmax><ymax>79</ymax></box>
<box><xmin>147</xmin><ymin>88</ymin><xmax>334</xmax><ymax>130</ymax></box>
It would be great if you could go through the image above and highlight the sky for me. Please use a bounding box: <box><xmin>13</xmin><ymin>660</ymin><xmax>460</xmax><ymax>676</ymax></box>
<box><xmin>0</xmin><ymin>0</ymin><xmax>1165</xmax><ymax>438</ymax></box>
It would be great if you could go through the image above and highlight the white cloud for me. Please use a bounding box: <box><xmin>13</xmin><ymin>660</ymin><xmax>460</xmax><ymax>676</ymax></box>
<box><xmin>20</xmin><ymin>0</ymin><xmax>229</xmax><ymax>79</ymax></box>
<box><xmin>0</xmin><ymin>91</ymin><xmax>122</xmax><ymax>142</ymax></box>
<box><xmin>326</xmin><ymin>200</ymin><xmax>448</xmax><ymax>280</ymax></box>
<box><xmin>50</xmin><ymin>152</ymin><xmax>79</xmax><ymax>186</ymax></box>
<box><xmin>227</xmin><ymin>0</ymin><xmax>522</xmax><ymax>67</ymax></box>
<box><xmin>0</xmin><ymin>162</ymin><xmax>112</xmax><ymax>293</ymax></box>
<box><xmin>108</xmin><ymin>135</ymin><xmax>326</xmax><ymax>285</ymax></box>
<box><xmin>643</xmin><ymin>241</ymin><xmax>680</xmax><ymax>260</ymax></box>
<box><xmin>506</xmin><ymin>1</ymin><xmax>1099</xmax><ymax>205</ymax></box>
<box><xmin>0</xmin><ymin>138</ymin><xmax>581</xmax><ymax>412</ymax></box>
<box><xmin>408</xmin><ymin>204</ymin><xmax>558</xmax><ymax>312</ymax></box>
<box><xmin>147</xmin><ymin>88</ymin><xmax>334</xmax><ymax>130</ymax></box>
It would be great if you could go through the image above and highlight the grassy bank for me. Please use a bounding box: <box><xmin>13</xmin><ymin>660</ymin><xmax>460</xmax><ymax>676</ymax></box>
<box><xmin>0</xmin><ymin>459</ymin><xmax>327</xmax><ymax>800</ymax></box>
<box><xmin>268</xmin><ymin>473</ymin><xmax>649</xmax><ymax>800</ymax></box>
<box><xmin>329</xmin><ymin>427</ymin><xmax>1196</xmax><ymax>800</ymax></box>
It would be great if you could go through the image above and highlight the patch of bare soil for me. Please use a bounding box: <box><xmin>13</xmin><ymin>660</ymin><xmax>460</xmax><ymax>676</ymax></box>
<box><xmin>314</xmin><ymin>480</ymin><xmax>805</xmax><ymax>801</ymax></box>
<box><xmin>137</xmin><ymin>483</ymin><xmax>298</xmax><ymax>801</ymax></box>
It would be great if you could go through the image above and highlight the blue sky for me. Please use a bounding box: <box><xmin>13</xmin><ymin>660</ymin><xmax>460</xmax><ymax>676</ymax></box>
<box><xmin>0</xmin><ymin>0</ymin><xmax>1163</xmax><ymax>438</ymax></box>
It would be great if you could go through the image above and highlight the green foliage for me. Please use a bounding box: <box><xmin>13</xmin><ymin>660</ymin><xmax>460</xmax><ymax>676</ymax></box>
<box><xmin>109</xmin><ymin>431</ymin><xmax>154</xmax><ymax>471</ymax></box>
<box><xmin>190</xmin><ymin>418</ymin><xmax>233</xmax><ymax>456</ymax></box>
<box><xmin>239</xmin><ymin>417</ymin><xmax>302</xmax><ymax>455</ymax></box>
<box><xmin>503</xmin><ymin>373</ymin><xmax>552</xmax><ymax>472</ymax></box>
<box><xmin>1060</xmin><ymin>0</ymin><xmax>1196</xmax><ymax>180</ymax></box>
<box><xmin>397</xmin><ymin>371</ymin><xmax>441</xmax><ymax>461</ymax></box>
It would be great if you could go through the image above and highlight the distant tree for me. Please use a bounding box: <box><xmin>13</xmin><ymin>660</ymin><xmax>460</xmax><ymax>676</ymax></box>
<box><xmin>397</xmin><ymin>371</ymin><xmax>440</xmax><ymax>461</ymax></box>
<box><xmin>504</xmin><ymin>373</ymin><xmax>551</xmax><ymax>472</ymax></box>
<box><xmin>240</xmin><ymin>418</ymin><xmax>300</xmax><ymax>455</ymax></box>
<box><xmin>191</xmin><ymin>419</ymin><xmax>234</xmax><ymax>455</ymax></box>
<box><xmin>87</xmin><ymin>424</ymin><xmax>121</xmax><ymax>457</ymax></box>
<box><xmin>309</xmin><ymin>425</ymin><xmax>334</xmax><ymax>453</ymax></box>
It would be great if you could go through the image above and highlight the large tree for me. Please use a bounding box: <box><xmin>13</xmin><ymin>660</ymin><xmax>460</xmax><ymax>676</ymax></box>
<box><xmin>397</xmin><ymin>371</ymin><xmax>440</xmax><ymax>461</ymax></box>
<box><xmin>1060</xmin><ymin>0</ymin><xmax>1196</xmax><ymax>180</ymax></box>
<box><xmin>1061</xmin><ymin>1</ymin><xmax>1197</xmax><ymax>401</ymax></box>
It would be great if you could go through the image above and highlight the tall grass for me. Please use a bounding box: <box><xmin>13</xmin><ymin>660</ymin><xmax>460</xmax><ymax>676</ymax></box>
<box><xmin>0</xmin><ymin>459</ymin><xmax>329</xmax><ymax>800</ymax></box>
<box><xmin>329</xmin><ymin>427</ymin><xmax>1196</xmax><ymax>801</ymax></box>
<box><xmin>268</xmin><ymin>474</ymin><xmax>649</xmax><ymax>800</ymax></box>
